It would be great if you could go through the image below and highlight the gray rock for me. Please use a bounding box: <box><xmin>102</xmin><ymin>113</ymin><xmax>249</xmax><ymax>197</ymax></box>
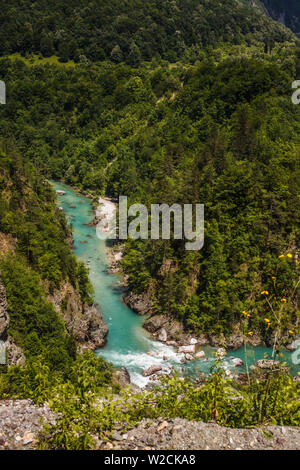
<box><xmin>256</xmin><ymin>359</ymin><xmax>280</xmax><ymax>369</ymax></box>
<box><xmin>225</xmin><ymin>335</ymin><xmax>244</xmax><ymax>351</ymax></box>
<box><xmin>109</xmin><ymin>417</ymin><xmax>300</xmax><ymax>450</ymax></box>
<box><xmin>195</xmin><ymin>350</ymin><xmax>205</xmax><ymax>359</ymax></box>
<box><xmin>0</xmin><ymin>279</ymin><xmax>9</xmax><ymax>339</ymax></box>
<box><xmin>84</xmin><ymin>304</ymin><xmax>108</xmax><ymax>349</ymax></box>
<box><xmin>166</xmin><ymin>340</ymin><xmax>178</xmax><ymax>346</ymax></box>
<box><xmin>231</xmin><ymin>358</ymin><xmax>244</xmax><ymax>367</ymax></box>
<box><xmin>185</xmin><ymin>353</ymin><xmax>194</xmax><ymax>361</ymax></box>
<box><xmin>123</xmin><ymin>292</ymin><xmax>153</xmax><ymax>316</ymax></box>
<box><xmin>190</xmin><ymin>338</ymin><xmax>198</xmax><ymax>345</ymax></box>
<box><xmin>286</xmin><ymin>338</ymin><xmax>300</xmax><ymax>351</ymax></box>
<box><xmin>143</xmin><ymin>365</ymin><xmax>163</xmax><ymax>377</ymax></box>
<box><xmin>143</xmin><ymin>315</ymin><xmax>168</xmax><ymax>333</ymax></box>
<box><xmin>63</xmin><ymin>303</ymin><xmax>108</xmax><ymax>351</ymax></box>
<box><xmin>158</xmin><ymin>328</ymin><xmax>167</xmax><ymax>342</ymax></box>
<box><xmin>178</xmin><ymin>345</ymin><xmax>195</xmax><ymax>354</ymax></box>
<box><xmin>6</xmin><ymin>337</ymin><xmax>26</xmax><ymax>366</ymax></box>
<box><xmin>114</xmin><ymin>367</ymin><xmax>131</xmax><ymax>387</ymax></box>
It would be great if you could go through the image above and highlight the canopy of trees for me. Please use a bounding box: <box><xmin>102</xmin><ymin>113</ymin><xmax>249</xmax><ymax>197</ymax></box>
<box><xmin>0</xmin><ymin>0</ymin><xmax>294</xmax><ymax>63</ymax></box>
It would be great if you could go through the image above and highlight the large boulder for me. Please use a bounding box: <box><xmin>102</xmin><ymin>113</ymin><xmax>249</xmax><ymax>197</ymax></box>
<box><xmin>63</xmin><ymin>302</ymin><xmax>108</xmax><ymax>351</ymax></box>
<box><xmin>143</xmin><ymin>315</ymin><xmax>168</xmax><ymax>333</ymax></box>
<box><xmin>185</xmin><ymin>353</ymin><xmax>194</xmax><ymax>361</ymax></box>
<box><xmin>286</xmin><ymin>338</ymin><xmax>300</xmax><ymax>351</ymax></box>
<box><xmin>158</xmin><ymin>328</ymin><xmax>168</xmax><ymax>342</ymax></box>
<box><xmin>6</xmin><ymin>336</ymin><xmax>26</xmax><ymax>366</ymax></box>
<box><xmin>113</xmin><ymin>367</ymin><xmax>131</xmax><ymax>387</ymax></box>
<box><xmin>195</xmin><ymin>350</ymin><xmax>205</xmax><ymax>359</ymax></box>
<box><xmin>143</xmin><ymin>365</ymin><xmax>163</xmax><ymax>377</ymax></box>
<box><xmin>231</xmin><ymin>357</ymin><xmax>244</xmax><ymax>367</ymax></box>
<box><xmin>123</xmin><ymin>292</ymin><xmax>153</xmax><ymax>315</ymax></box>
<box><xmin>84</xmin><ymin>304</ymin><xmax>108</xmax><ymax>349</ymax></box>
<box><xmin>225</xmin><ymin>335</ymin><xmax>244</xmax><ymax>351</ymax></box>
<box><xmin>178</xmin><ymin>345</ymin><xmax>195</xmax><ymax>354</ymax></box>
<box><xmin>256</xmin><ymin>359</ymin><xmax>280</xmax><ymax>369</ymax></box>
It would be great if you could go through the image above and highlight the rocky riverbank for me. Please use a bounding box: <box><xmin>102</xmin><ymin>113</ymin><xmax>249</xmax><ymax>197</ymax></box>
<box><xmin>64</xmin><ymin>187</ymin><xmax>299</xmax><ymax>373</ymax></box>
<box><xmin>122</xmin><ymin>290</ymin><xmax>299</xmax><ymax>355</ymax></box>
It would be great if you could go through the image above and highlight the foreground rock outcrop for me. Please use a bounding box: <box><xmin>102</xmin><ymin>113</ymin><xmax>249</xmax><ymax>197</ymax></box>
<box><xmin>0</xmin><ymin>400</ymin><xmax>56</xmax><ymax>450</ymax></box>
<box><xmin>100</xmin><ymin>418</ymin><xmax>300</xmax><ymax>451</ymax></box>
<box><xmin>1</xmin><ymin>401</ymin><xmax>299</xmax><ymax>451</ymax></box>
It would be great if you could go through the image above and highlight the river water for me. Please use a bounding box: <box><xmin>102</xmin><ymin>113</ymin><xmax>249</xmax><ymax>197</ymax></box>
<box><xmin>52</xmin><ymin>182</ymin><xmax>298</xmax><ymax>386</ymax></box>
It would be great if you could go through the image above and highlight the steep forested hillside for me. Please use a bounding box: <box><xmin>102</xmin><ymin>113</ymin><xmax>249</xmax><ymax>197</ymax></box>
<box><xmin>0</xmin><ymin>0</ymin><xmax>294</xmax><ymax>63</ymax></box>
<box><xmin>0</xmin><ymin>155</ymin><xmax>113</xmax><ymax>399</ymax></box>
<box><xmin>0</xmin><ymin>0</ymin><xmax>299</xmax><ymax>449</ymax></box>
<box><xmin>0</xmin><ymin>38</ymin><xmax>299</xmax><ymax>344</ymax></box>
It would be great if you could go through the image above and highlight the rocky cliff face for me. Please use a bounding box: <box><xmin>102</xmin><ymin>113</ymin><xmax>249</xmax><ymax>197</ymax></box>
<box><xmin>49</xmin><ymin>282</ymin><xmax>108</xmax><ymax>351</ymax></box>
<box><xmin>0</xmin><ymin>278</ymin><xmax>26</xmax><ymax>366</ymax></box>
<box><xmin>0</xmin><ymin>279</ymin><xmax>9</xmax><ymax>340</ymax></box>
<box><xmin>0</xmin><ymin>273</ymin><xmax>108</xmax><ymax>368</ymax></box>
<box><xmin>123</xmin><ymin>291</ymin><xmax>153</xmax><ymax>316</ymax></box>
<box><xmin>261</xmin><ymin>0</ymin><xmax>300</xmax><ymax>33</ymax></box>
<box><xmin>64</xmin><ymin>303</ymin><xmax>108</xmax><ymax>351</ymax></box>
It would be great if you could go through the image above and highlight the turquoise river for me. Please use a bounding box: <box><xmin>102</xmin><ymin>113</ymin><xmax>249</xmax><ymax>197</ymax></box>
<box><xmin>52</xmin><ymin>182</ymin><xmax>299</xmax><ymax>386</ymax></box>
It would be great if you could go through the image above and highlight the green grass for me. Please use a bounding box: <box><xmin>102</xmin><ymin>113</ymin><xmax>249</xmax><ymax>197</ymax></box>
<box><xmin>5</xmin><ymin>53</ymin><xmax>76</xmax><ymax>67</ymax></box>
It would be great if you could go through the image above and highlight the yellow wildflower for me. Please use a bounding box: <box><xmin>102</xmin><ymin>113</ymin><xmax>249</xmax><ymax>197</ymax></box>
<box><xmin>264</xmin><ymin>318</ymin><xmax>271</xmax><ymax>324</ymax></box>
<box><xmin>281</xmin><ymin>298</ymin><xmax>287</xmax><ymax>302</ymax></box>
<box><xmin>287</xmin><ymin>253</ymin><xmax>293</xmax><ymax>258</ymax></box>
<box><xmin>289</xmin><ymin>330</ymin><xmax>294</xmax><ymax>335</ymax></box>
<box><xmin>248</xmin><ymin>331</ymin><xmax>253</xmax><ymax>336</ymax></box>
<box><xmin>261</xmin><ymin>291</ymin><xmax>269</xmax><ymax>295</ymax></box>
<box><xmin>278</xmin><ymin>254</ymin><xmax>285</xmax><ymax>258</ymax></box>
<box><xmin>272</xmin><ymin>276</ymin><xmax>276</xmax><ymax>280</ymax></box>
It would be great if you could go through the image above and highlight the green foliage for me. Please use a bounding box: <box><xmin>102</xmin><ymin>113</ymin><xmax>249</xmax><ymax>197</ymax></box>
<box><xmin>0</xmin><ymin>154</ymin><xmax>95</xmax><ymax>375</ymax></box>
<box><xmin>0</xmin><ymin>2</ymin><xmax>299</xmax><ymax>442</ymax></box>
<box><xmin>0</xmin><ymin>351</ymin><xmax>114</xmax><ymax>407</ymax></box>
<box><xmin>0</xmin><ymin>0</ymin><xmax>294</xmax><ymax>63</ymax></box>
<box><xmin>38</xmin><ymin>364</ymin><xmax>300</xmax><ymax>449</ymax></box>
<box><xmin>0</xmin><ymin>42</ymin><xmax>299</xmax><ymax>339</ymax></box>
<box><xmin>0</xmin><ymin>255</ymin><xmax>73</xmax><ymax>371</ymax></box>
<box><xmin>0</xmin><ymin>155</ymin><xmax>93</xmax><ymax>298</ymax></box>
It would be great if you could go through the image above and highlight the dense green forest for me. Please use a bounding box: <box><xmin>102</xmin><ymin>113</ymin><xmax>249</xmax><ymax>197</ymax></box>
<box><xmin>0</xmin><ymin>0</ymin><xmax>299</xmax><ymax>448</ymax></box>
<box><xmin>1</xmin><ymin>38</ymin><xmax>299</xmax><ymax>341</ymax></box>
<box><xmin>0</xmin><ymin>0</ymin><xmax>294</xmax><ymax>63</ymax></box>
<box><xmin>0</xmin><ymin>154</ymin><xmax>114</xmax><ymax>402</ymax></box>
